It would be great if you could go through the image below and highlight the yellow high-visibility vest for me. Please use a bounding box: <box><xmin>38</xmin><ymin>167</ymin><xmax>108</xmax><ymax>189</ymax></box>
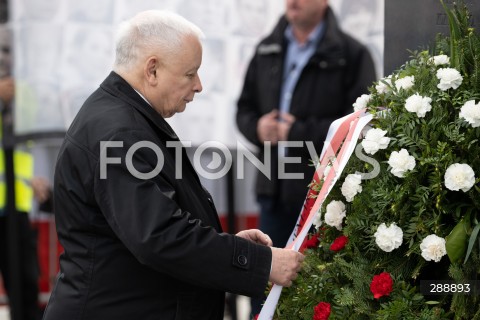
<box><xmin>0</xmin><ymin>149</ymin><xmax>34</xmax><ymax>213</ymax></box>
<box><xmin>0</xmin><ymin>81</ymin><xmax>36</xmax><ymax>213</ymax></box>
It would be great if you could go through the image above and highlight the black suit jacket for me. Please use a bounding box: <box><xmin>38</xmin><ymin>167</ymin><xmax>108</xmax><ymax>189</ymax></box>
<box><xmin>43</xmin><ymin>72</ymin><xmax>271</xmax><ymax>320</ymax></box>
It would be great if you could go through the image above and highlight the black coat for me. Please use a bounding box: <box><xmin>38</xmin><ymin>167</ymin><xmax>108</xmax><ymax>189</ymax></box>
<box><xmin>236</xmin><ymin>8</ymin><xmax>376</xmax><ymax>209</ymax></box>
<box><xmin>43</xmin><ymin>72</ymin><xmax>272</xmax><ymax>320</ymax></box>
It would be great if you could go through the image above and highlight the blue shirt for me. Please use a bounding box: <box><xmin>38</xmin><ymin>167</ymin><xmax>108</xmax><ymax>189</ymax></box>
<box><xmin>279</xmin><ymin>22</ymin><xmax>325</xmax><ymax>115</ymax></box>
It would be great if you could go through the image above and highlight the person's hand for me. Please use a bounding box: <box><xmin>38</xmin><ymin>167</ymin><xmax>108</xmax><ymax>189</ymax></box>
<box><xmin>257</xmin><ymin>110</ymin><xmax>279</xmax><ymax>144</ymax></box>
<box><xmin>236</xmin><ymin>229</ymin><xmax>272</xmax><ymax>246</ymax></box>
<box><xmin>269</xmin><ymin>247</ymin><xmax>304</xmax><ymax>287</ymax></box>
<box><xmin>0</xmin><ymin>77</ymin><xmax>14</xmax><ymax>105</ymax></box>
<box><xmin>277</xmin><ymin>112</ymin><xmax>296</xmax><ymax>141</ymax></box>
<box><xmin>32</xmin><ymin>176</ymin><xmax>52</xmax><ymax>204</ymax></box>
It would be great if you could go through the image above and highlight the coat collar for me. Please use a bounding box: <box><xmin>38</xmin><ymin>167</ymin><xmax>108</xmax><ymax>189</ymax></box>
<box><xmin>100</xmin><ymin>71</ymin><xmax>217</xmax><ymax>205</ymax></box>
<box><xmin>100</xmin><ymin>71</ymin><xmax>179</xmax><ymax>141</ymax></box>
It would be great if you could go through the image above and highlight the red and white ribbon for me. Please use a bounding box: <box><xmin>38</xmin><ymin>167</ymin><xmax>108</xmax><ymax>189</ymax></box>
<box><xmin>258</xmin><ymin>110</ymin><xmax>373</xmax><ymax>320</ymax></box>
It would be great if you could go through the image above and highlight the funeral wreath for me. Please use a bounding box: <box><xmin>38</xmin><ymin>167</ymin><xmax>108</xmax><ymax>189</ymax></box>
<box><xmin>275</xmin><ymin>2</ymin><xmax>480</xmax><ymax>319</ymax></box>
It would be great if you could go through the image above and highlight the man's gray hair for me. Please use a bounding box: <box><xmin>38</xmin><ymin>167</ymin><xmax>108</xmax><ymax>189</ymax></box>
<box><xmin>113</xmin><ymin>10</ymin><xmax>204</xmax><ymax>72</ymax></box>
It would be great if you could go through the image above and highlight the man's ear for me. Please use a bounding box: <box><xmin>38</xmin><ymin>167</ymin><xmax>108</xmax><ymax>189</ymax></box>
<box><xmin>145</xmin><ymin>56</ymin><xmax>158</xmax><ymax>84</ymax></box>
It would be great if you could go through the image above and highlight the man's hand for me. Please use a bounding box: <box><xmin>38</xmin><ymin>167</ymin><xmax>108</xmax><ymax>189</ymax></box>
<box><xmin>32</xmin><ymin>176</ymin><xmax>52</xmax><ymax>204</ymax></box>
<box><xmin>236</xmin><ymin>229</ymin><xmax>272</xmax><ymax>246</ymax></box>
<box><xmin>0</xmin><ymin>77</ymin><xmax>14</xmax><ymax>105</ymax></box>
<box><xmin>269</xmin><ymin>247</ymin><xmax>304</xmax><ymax>287</ymax></box>
<box><xmin>278</xmin><ymin>112</ymin><xmax>295</xmax><ymax>141</ymax></box>
<box><xmin>257</xmin><ymin>110</ymin><xmax>279</xmax><ymax>144</ymax></box>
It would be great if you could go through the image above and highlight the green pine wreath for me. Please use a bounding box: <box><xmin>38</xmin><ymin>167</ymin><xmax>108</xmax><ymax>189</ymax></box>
<box><xmin>275</xmin><ymin>2</ymin><xmax>480</xmax><ymax>319</ymax></box>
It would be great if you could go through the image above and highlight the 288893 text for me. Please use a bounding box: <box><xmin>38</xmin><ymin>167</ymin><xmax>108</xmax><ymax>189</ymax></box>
<box><xmin>420</xmin><ymin>281</ymin><xmax>480</xmax><ymax>295</ymax></box>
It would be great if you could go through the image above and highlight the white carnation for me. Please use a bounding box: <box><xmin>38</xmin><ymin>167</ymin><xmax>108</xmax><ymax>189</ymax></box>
<box><xmin>374</xmin><ymin>222</ymin><xmax>403</xmax><ymax>252</ymax></box>
<box><xmin>436</xmin><ymin>67</ymin><xmax>463</xmax><ymax>91</ymax></box>
<box><xmin>430</xmin><ymin>54</ymin><xmax>450</xmax><ymax>66</ymax></box>
<box><xmin>420</xmin><ymin>234</ymin><xmax>447</xmax><ymax>262</ymax></box>
<box><xmin>444</xmin><ymin>163</ymin><xmax>476</xmax><ymax>192</ymax></box>
<box><xmin>405</xmin><ymin>93</ymin><xmax>432</xmax><ymax>117</ymax></box>
<box><xmin>361</xmin><ymin>128</ymin><xmax>391</xmax><ymax>155</ymax></box>
<box><xmin>341</xmin><ymin>174</ymin><xmax>362</xmax><ymax>202</ymax></box>
<box><xmin>353</xmin><ymin>94</ymin><xmax>371</xmax><ymax>111</ymax></box>
<box><xmin>324</xmin><ymin>200</ymin><xmax>346</xmax><ymax>230</ymax></box>
<box><xmin>376</xmin><ymin>75</ymin><xmax>392</xmax><ymax>94</ymax></box>
<box><xmin>395</xmin><ymin>75</ymin><xmax>415</xmax><ymax>91</ymax></box>
<box><xmin>459</xmin><ymin>100</ymin><xmax>480</xmax><ymax>128</ymax></box>
<box><xmin>388</xmin><ymin>149</ymin><xmax>416</xmax><ymax>178</ymax></box>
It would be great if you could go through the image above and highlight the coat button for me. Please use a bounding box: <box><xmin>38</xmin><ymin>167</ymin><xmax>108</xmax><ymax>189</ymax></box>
<box><xmin>319</xmin><ymin>61</ymin><xmax>328</xmax><ymax>69</ymax></box>
<box><xmin>237</xmin><ymin>255</ymin><xmax>248</xmax><ymax>266</ymax></box>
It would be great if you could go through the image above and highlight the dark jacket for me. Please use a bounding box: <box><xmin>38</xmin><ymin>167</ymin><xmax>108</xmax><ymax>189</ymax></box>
<box><xmin>236</xmin><ymin>8</ymin><xmax>376</xmax><ymax>209</ymax></box>
<box><xmin>43</xmin><ymin>72</ymin><xmax>272</xmax><ymax>320</ymax></box>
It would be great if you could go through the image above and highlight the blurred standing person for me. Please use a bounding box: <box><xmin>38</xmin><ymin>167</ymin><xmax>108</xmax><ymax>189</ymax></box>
<box><xmin>42</xmin><ymin>10</ymin><xmax>304</xmax><ymax>320</ymax></box>
<box><xmin>0</xmin><ymin>24</ymin><xmax>42</xmax><ymax>320</ymax></box>
<box><xmin>237</xmin><ymin>0</ymin><xmax>376</xmax><ymax>248</ymax></box>
<box><xmin>236</xmin><ymin>0</ymin><xmax>376</xmax><ymax>315</ymax></box>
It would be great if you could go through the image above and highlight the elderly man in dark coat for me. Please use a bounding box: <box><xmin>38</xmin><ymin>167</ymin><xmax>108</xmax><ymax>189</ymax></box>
<box><xmin>43</xmin><ymin>10</ymin><xmax>304</xmax><ymax>320</ymax></box>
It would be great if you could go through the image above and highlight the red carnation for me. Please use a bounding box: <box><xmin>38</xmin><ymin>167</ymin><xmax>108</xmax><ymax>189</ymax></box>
<box><xmin>370</xmin><ymin>272</ymin><xmax>393</xmax><ymax>299</ymax></box>
<box><xmin>330</xmin><ymin>235</ymin><xmax>348</xmax><ymax>251</ymax></box>
<box><xmin>253</xmin><ymin>315</ymin><xmax>259</xmax><ymax>320</ymax></box>
<box><xmin>299</xmin><ymin>233</ymin><xmax>320</xmax><ymax>253</ymax></box>
<box><xmin>313</xmin><ymin>301</ymin><xmax>331</xmax><ymax>320</ymax></box>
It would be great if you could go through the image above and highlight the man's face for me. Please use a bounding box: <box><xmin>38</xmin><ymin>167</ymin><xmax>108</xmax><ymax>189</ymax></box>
<box><xmin>285</xmin><ymin>0</ymin><xmax>328</xmax><ymax>28</ymax></box>
<box><xmin>0</xmin><ymin>26</ymin><xmax>11</xmax><ymax>78</ymax></box>
<box><xmin>149</xmin><ymin>35</ymin><xmax>203</xmax><ymax>118</ymax></box>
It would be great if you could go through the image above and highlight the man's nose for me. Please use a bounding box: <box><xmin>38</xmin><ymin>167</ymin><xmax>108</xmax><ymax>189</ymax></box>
<box><xmin>194</xmin><ymin>74</ymin><xmax>203</xmax><ymax>93</ymax></box>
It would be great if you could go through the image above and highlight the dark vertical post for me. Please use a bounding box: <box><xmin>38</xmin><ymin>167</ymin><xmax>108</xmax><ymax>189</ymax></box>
<box><xmin>3</xmin><ymin>103</ymin><xmax>23</xmax><ymax>320</ymax></box>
